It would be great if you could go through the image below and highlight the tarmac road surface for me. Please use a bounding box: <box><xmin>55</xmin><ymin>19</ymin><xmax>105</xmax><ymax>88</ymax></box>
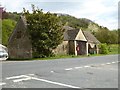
<box><xmin>1</xmin><ymin>54</ymin><xmax>119</xmax><ymax>88</ymax></box>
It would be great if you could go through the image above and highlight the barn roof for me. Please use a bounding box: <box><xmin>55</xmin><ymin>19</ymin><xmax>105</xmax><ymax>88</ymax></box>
<box><xmin>83</xmin><ymin>31</ymin><xmax>100</xmax><ymax>44</ymax></box>
<box><xmin>64</xmin><ymin>29</ymin><xmax>80</xmax><ymax>40</ymax></box>
<box><xmin>63</xmin><ymin>26</ymin><xmax>100</xmax><ymax>44</ymax></box>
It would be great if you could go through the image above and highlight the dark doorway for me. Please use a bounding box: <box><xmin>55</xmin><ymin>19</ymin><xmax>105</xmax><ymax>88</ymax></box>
<box><xmin>77</xmin><ymin>41</ymin><xmax>86</xmax><ymax>55</ymax></box>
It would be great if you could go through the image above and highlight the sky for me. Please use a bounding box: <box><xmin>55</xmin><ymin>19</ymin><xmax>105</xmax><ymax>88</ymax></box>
<box><xmin>0</xmin><ymin>0</ymin><xmax>119</xmax><ymax>30</ymax></box>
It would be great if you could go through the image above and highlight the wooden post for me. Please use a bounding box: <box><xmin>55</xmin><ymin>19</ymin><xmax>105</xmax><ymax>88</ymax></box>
<box><xmin>86</xmin><ymin>42</ymin><xmax>88</xmax><ymax>55</ymax></box>
<box><xmin>75</xmin><ymin>40</ymin><xmax>77</xmax><ymax>56</ymax></box>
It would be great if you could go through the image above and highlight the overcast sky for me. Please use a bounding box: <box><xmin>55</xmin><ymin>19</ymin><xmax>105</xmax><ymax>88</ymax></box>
<box><xmin>0</xmin><ymin>0</ymin><xmax>119</xmax><ymax>30</ymax></box>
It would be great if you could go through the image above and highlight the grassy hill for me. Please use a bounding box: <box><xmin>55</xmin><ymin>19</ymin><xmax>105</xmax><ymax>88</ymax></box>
<box><xmin>58</xmin><ymin>14</ymin><xmax>109</xmax><ymax>32</ymax></box>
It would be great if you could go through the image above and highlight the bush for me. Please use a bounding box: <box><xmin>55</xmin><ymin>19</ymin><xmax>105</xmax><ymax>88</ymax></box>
<box><xmin>99</xmin><ymin>43</ymin><xmax>109</xmax><ymax>54</ymax></box>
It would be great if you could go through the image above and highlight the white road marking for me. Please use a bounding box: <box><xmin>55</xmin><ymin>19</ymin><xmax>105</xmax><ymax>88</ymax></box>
<box><xmin>84</xmin><ymin>66</ymin><xmax>90</xmax><ymax>68</ymax></box>
<box><xmin>74</xmin><ymin>67</ymin><xmax>83</xmax><ymax>69</ymax></box>
<box><xmin>32</xmin><ymin>77</ymin><xmax>80</xmax><ymax>88</ymax></box>
<box><xmin>28</xmin><ymin>74</ymin><xmax>35</xmax><ymax>76</ymax></box>
<box><xmin>65</xmin><ymin>68</ymin><xmax>73</xmax><ymax>70</ymax></box>
<box><xmin>51</xmin><ymin>71</ymin><xmax>54</xmax><ymax>73</ymax></box>
<box><xmin>6</xmin><ymin>74</ymin><xmax>80</xmax><ymax>88</ymax></box>
<box><xmin>6</xmin><ymin>75</ymin><xmax>27</xmax><ymax>80</ymax></box>
<box><xmin>6</xmin><ymin>74</ymin><xmax>34</xmax><ymax>80</ymax></box>
<box><xmin>64</xmin><ymin>61</ymin><xmax>118</xmax><ymax>71</ymax></box>
<box><xmin>6</xmin><ymin>74</ymin><xmax>35</xmax><ymax>83</ymax></box>
<box><xmin>0</xmin><ymin>83</ymin><xmax>6</xmax><ymax>86</ymax></box>
<box><xmin>13</xmin><ymin>77</ymin><xmax>32</xmax><ymax>82</ymax></box>
<box><xmin>106</xmin><ymin>63</ymin><xmax>111</xmax><ymax>65</ymax></box>
<box><xmin>111</xmin><ymin>62</ymin><xmax>116</xmax><ymax>64</ymax></box>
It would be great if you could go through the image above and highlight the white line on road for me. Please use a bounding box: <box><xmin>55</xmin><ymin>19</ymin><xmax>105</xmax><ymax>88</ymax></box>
<box><xmin>6</xmin><ymin>74</ymin><xmax>34</xmax><ymax>80</ymax></box>
<box><xmin>0</xmin><ymin>83</ymin><xmax>6</xmax><ymax>86</ymax></box>
<box><xmin>32</xmin><ymin>77</ymin><xmax>80</xmax><ymax>88</ymax></box>
<box><xmin>74</xmin><ymin>67</ymin><xmax>83</xmax><ymax>69</ymax></box>
<box><xmin>13</xmin><ymin>77</ymin><xmax>32</xmax><ymax>82</ymax></box>
<box><xmin>6</xmin><ymin>75</ymin><xmax>27</xmax><ymax>80</ymax></box>
<box><xmin>51</xmin><ymin>71</ymin><xmax>54</xmax><ymax>73</ymax></box>
<box><xmin>6</xmin><ymin>74</ymin><xmax>80</xmax><ymax>88</ymax></box>
<box><xmin>65</xmin><ymin>68</ymin><xmax>73</xmax><ymax>70</ymax></box>
<box><xmin>84</xmin><ymin>66</ymin><xmax>90</xmax><ymax>68</ymax></box>
<box><xmin>106</xmin><ymin>63</ymin><xmax>111</xmax><ymax>65</ymax></box>
<box><xmin>111</xmin><ymin>62</ymin><xmax>116</xmax><ymax>64</ymax></box>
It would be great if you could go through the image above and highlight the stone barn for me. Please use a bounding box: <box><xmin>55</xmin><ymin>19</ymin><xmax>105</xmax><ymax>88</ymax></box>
<box><xmin>8</xmin><ymin>16</ymin><xmax>32</xmax><ymax>59</ymax></box>
<box><xmin>53</xmin><ymin>26</ymin><xmax>100</xmax><ymax>56</ymax></box>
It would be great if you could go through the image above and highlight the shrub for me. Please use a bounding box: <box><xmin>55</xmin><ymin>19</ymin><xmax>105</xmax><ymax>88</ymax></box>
<box><xmin>99</xmin><ymin>43</ymin><xmax>109</xmax><ymax>54</ymax></box>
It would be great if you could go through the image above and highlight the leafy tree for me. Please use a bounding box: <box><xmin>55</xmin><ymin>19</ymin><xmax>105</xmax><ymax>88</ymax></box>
<box><xmin>95</xmin><ymin>28</ymin><xmax>118</xmax><ymax>44</ymax></box>
<box><xmin>2</xmin><ymin>19</ymin><xmax>16</xmax><ymax>46</ymax></box>
<box><xmin>23</xmin><ymin>5</ymin><xmax>64</xmax><ymax>58</ymax></box>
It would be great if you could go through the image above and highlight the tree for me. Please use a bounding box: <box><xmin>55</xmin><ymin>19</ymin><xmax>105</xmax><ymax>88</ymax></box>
<box><xmin>95</xmin><ymin>28</ymin><xmax>118</xmax><ymax>44</ymax></box>
<box><xmin>2</xmin><ymin>19</ymin><xmax>16</xmax><ymax>46</ymax></box>
<box><xmin>23</xmin><ymin>5</ymin><xmax>64</xmax><ymax>58</ymax></box>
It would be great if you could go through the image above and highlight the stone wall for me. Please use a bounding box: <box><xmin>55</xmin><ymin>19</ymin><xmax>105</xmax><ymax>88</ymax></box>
<box><xmin>69</xmin><ymin>40</ymin><xmax>75</xmax><ymax>55</ymax></box>
<box><xmin>52</xmin><ymin>41</ymin><xmax>69</xmax><ymax>55</ymax></box>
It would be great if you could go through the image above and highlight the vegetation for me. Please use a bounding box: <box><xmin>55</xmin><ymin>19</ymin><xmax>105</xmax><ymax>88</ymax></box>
<box><xmin>2</xmin><ymin>19</ymin><xmax>16</xmax><ymax>46</ymax></box>
<box><xmin>108</xmin><ymin>44</ymin><xmax>119</xmax><ymax>54</ymax></box>
<box><xmin>2</xmin><ymin>10</ymin><xmax>20</xmax><ymax>21</ymax></box>
<box><xmin>94</xmin><ymin>28</ymin><xmax>118</xmax><ymax>44</ymax></box>
<box><xmin>23</xmin><ymin>5</ymin><xmax>64</xmax><ymax>58</ymax></box>
<box><xmin>59</xmin><ymin>14</ymin><xmax>92</xmax><ymax>29</ymax></box>
<box><xmin>99</xmin><ymin>43</ymin><xmax>109</xmax><ymax>54</ymax></box>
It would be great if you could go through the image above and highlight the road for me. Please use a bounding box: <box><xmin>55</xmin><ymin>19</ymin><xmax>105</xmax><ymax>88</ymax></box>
<box><xmin>1</xmin><ymin>54</ymin><xmax>119</xmax><ymax>89</ymax></box>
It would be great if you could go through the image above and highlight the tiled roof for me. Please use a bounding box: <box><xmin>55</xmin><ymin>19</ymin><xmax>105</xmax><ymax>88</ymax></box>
<box><xmin>64</xmin><ymin>29</ymin><xmax>79</xmax><ymax>40</ymax></box>
<box><xmin>83</xmin><ymin>31</ymin><xmax>100</xmax><ymax>44</ymax></box>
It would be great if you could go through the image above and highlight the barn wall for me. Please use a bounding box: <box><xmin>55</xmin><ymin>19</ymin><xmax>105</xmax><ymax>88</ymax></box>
<box><xmin>52</xmin><ymin>41</ymin><xmax>69</xmax><ymax>55</ymax></box>
<box><xmin>69</xmin><ymin>40</ymin><xmax>75</xmax><ymax>55</ymax></box>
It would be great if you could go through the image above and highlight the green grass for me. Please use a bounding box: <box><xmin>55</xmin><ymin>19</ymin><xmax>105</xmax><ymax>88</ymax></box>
<box><xmin>7</xmin><ymin>55</ymin><xmax>89</xmax><ymax>61</ymax></box>
<box><xmin>108</xmin><ymin>44</ymin><xmax>119</xmax><ymax>54</ymax></box>
<box><xmin>32</xmin><ymin>55</ymin><xmax>88</xmax><ymax>60</ymax></box>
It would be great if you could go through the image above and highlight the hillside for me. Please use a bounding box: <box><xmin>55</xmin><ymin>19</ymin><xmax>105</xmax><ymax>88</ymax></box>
<box><xmin>2</xmin><ymin>12</ymin><xmax>118</xmax><ymax>46</ymax></box>
<box><xmin>58</xmin><ymin>14</ymin><xmax>108</xmax><ymax>32</ymax></box>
